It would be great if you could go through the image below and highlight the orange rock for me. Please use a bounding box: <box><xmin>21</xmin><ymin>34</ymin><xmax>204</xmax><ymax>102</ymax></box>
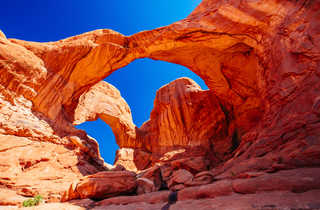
<box><xmin>138</xmin><ymin>165</ymin><xmax>163</xmax><ymax>191</ymax></box>
<box><xmin>177</xmin><ymin>168</ymin><xmax>320</xmax><ymax>201</ymax></box>
<box><xmin>18</xmin><ymin>190</ymin><xmax>320</xmax><ymax>210</ymax></box>
<box><xmin>96</xmin><ymin>190</ymin><xmax>170</xmax><ymax>206</ymax></box>
<box><xmin>74</xmin><ymin>81</ymin><xmax>137</xmax><ymax>148</ymax></box>
<box><xmin>167</xmin><ymin>169</ymin><xmax>193</xmax><ymax>191</ymax></box>
<box><xmin>0</xmin><ymin>134</ymin><xmax>104</xmax><ymax>203</ymax></box>
<box><xmin>170</xmin><ymin>156</ymin><xmax>209</xmax><ymax>174</ymax></box>
<box><xmin>136</xmin><ymin>178</ymin><xmax>156</xmax><ymax>195</ymax></box>
<box><xmin>0</xmin><ymin>0</ymin><xmax>320</xmax><ymax>208</ymax></box>
<box><xmin>62</xmin><ymin>171</ymin><xmax>137</xmax><ymax>201</ymax></box>
<box><xmin>0</xmin><ymin>34</ymin><xmax>47</xmax><ymax>102</ymax></box>
<box><xmin>139</xmin><ymin>78</ymin><xmax>227</xmax><ymax>158</ymax></box>
<box><xmin>114</xmin><ymin>148</ymin><xmax>151</xmax><ymax>171</ymax></box>
<box><xmin>170</xmin><ymin>190</ymin><xmax>320</xmax><ymax>210</ymax></box>
<box><xmin>188</xmin><ymin>171</ymin><xmax>215</xmax><ymax>186</ymax></box>
<box><xmin>76</xmin><ymin>77</ymin><xmax>227</xmax><ymax>169</ymax></box>
<box><xmin>0</xmin><ymin>30</ymin><xmax>6</xmax><ymax>39</ymax></box>
<box><xmin>0</xmin><ymin>189</ymin><xmax>26</xmax><ymax>206</ymax></box>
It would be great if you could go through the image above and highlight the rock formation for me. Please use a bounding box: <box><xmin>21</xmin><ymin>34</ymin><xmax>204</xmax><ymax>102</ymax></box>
<box><xmin>0</xmin><ymin>0</ymin><xmax>320</xmax><ymax>209</ymax></box>
<box><xmin>62</xmin><ymin>171</ymin><xmax>137</xmax><ymax>201</ymax></box>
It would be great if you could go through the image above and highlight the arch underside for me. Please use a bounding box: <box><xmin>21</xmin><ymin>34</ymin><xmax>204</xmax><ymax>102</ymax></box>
<box><xmin>5</xmin><ymin>0</ymin><xmax>320</xmax><ymax>172</ymax></box>
<box><xmin>1</xmin><ymin>0</ymin><xmax>319</xmax><ymax>203</ymax></box>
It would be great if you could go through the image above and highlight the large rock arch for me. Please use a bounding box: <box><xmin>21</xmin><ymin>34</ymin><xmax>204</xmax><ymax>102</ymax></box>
<box><xmin>0</xmin><ymin>0</ymin><xmax>319</xmax><ymax>205</ymax></box>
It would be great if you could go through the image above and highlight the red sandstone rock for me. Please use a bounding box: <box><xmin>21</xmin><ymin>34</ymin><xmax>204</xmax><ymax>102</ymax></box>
<box><xmin>114</xmin><ymin>78</ymin><xmax>227</xmax><ymax>170</ymax></box>
<box><xmin>232</xmin><ymin>168</ymin><xmax>320</xmax><ymax>194</ymax></box>
<box><xmin>178</xmin><ymin>168</ymin><xmax>320</xmax><ymax>201</ymax></box>
<box><xmin>0</xmin><ymin>189</ymin><xmax>26</xmax><ymax>206</ymax></box>
<box><xmin>3</xmin><ymin>2</ymin><xmax>318</xmax><ymax>168</ymax></box>
<box><xmin>0</xmin><ymin>30</ymin><xmax>6</xmax><ymax>39</ymax></box>
<box><xmin>188</xmin><ymin>171</ymin><xmax>215</xmax><ymax>186</ymax></box>
<box><xmin>96</xmin><ymin>190</ymin><xmax>170</xmax><ymax>206</ymax></box>
<box><xmin>178</xmin><ymin>179</ymin><xmax>233</xmax><ymax>201</ymax></box>
<box><xmin>170</xmin><ymin>156</ymin><xmax>209</xmax><ymax>174</ymax></box>
<box><xmin>0</xmin><ymin>33</ymin><xmax>46</xmax><ymax>102</ymax></box>
<box><xmin>138</xmin><ymin>165</ymin><xmax>163</xmax><ymax>191</ymax></box>
<box><xmin>76</xmin><ymin>77</ymin><xmax>226</xmax><ymax>170</ymax></box>
<box><xmin>136</xmin><ymin>178</ymin><xmax>156</xmax><ymax>195</ymax></box>
<box><xmin>167</xmin><ymin>169</ymin><xmax>194</xmax><ymax>191</ymax></box>
<box><xmin>0</xmin><ymin>0</ymin><xmax>320</xmax><ymax>209</ymax></box>
<box><xmin>109</xmin><ymin>164</ymin><xmax>126</xmax><ymax>171</ymax></box>
<box><xmin>62</xmin><ymin>171</ymin><xmax>137</xmax><ymax>201</ymax></box>
<box><xmin>0</xmin><ymin>134</ymin><xmax>103</xmax><ymax>203</ymax></box>
<box><xmin>74</xmin><ymin>81</ymin><xmax>138</xmax><ymax>148</ymax></box>
<box><xmin>114</xmin><ymin>148</ymin><xmax>151</xmax><ymax>171</ymax></box>
<box><xmin>139</xmin><ymin>78</ymin><xmax>226</xmax><ymax>158</ymax></box>
<box><xmin>9</xmin><ymin>190</ymin><xmax>320</xmax><ymax>210</ymax></box>
<box><xmin>170</xmin><ymin>190</ymin><xmax>320</xmax><ymax>210</ymax></box>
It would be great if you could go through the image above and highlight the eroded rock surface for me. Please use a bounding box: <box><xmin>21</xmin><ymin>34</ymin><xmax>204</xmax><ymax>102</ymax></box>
<box><xmin>0</xmin><ymin>0</ymin><xmax>320</xmax><ymax>209</ymax></box>
<box><xmin>62</xmin><ymin>171</ymin><xmax>137</xmax><ymax>201</ymax></box>
<box><xmin>0</xmin><ymin>134</ymin><xmax>102</xmax><ymax>203</ymax></box>
<box><xmin>0</xmin><ymin>34</ymin><xmax>106</xmax><ymax>204</ymax></box>
<box><xmin>138</xmin><ymin>78</ymin><xmax>227</xmax><ymax>163</ymax></box>
<box><xmin>74</xmin><ymin>81</ymin><xmax>137</xmax><ymax>148</ymax></box>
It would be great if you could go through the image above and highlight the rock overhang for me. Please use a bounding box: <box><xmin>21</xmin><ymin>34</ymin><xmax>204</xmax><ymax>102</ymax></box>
<box><xmin>0</xmin><ymin>0</ymin><xmax>320</xmax><ymax>207</ymax></box>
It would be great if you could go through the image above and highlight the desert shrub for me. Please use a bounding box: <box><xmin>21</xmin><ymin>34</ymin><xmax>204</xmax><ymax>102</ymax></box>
<box><xmin>22</xmin><ymin>195</ymin><xmax>43</xmax><ymax>207</ymax></box>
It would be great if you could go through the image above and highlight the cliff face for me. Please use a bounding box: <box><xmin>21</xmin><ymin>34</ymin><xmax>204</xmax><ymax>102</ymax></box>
<box><xmin>1</xmin><ymin>0</ymin><xmax>320</xmax><ymax>209</ymax></box>
<box><xmin>0</xmin><ymin>34</ymin><xmax>107</xmax><ymax>204</ymax></box>
<box><xmin>139</xmin><ymin>78</ymin><xmax>226</xmax><ymax>158</ymax></box>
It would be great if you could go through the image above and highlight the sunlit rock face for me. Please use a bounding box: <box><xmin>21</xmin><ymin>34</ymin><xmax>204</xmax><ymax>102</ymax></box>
<box><xmin>0</xmin><ymin>0</ymin><xmax>320</xmax><ymax>208</ymax></box>
<box><xmin>0</xmin><ymin>34</ymin><xmax>107</xmax><ymax>203</ymax></box>
<box><xmin>136</xmin><ymin>77</ymin><xmax>229</xmax><ymax>167</ymax></box>
<box><xmin>73</xmin><ymin>81</ymin><xmax>137</xmax><ymax>149</ymax></box>
<box><xmin>139</xmin><ymin>78</ymin><xmax>225</xmax><ymax>153</ymax></box>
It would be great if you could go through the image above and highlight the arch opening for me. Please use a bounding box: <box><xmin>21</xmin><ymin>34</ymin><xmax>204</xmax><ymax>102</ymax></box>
<box><xmin>76</xmin><ymin>119</ymin><xmax>118</xmax><ymax>165</ymax></box>
<box><xmin>105</xmin><ymin>58</ymin><xmax>208</xmax><ymax>127</ymax></box>
<box><xmin>75</xmin><ymin>58</ymin><xmax>208</xmax><ymax>165</ymax></box>
<box><xmin>72</xmin><ymin>41</ymin><xmax>264</xmax><ymax>171</ymax></box>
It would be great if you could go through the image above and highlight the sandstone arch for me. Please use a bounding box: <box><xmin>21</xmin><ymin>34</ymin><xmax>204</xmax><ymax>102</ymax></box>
<box><xmin>7</xmin><ymin>0</ymin><xmax>320</xmax><ymax>169</ymax></box>
<box><xmin>1</xmin><ymin>0</ymin><xmax>319</xmax><ymax>204</ymax></box>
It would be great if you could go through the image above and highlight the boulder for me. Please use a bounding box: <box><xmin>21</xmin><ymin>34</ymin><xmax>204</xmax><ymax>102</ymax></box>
<box><xmin>167</xmin><ymin>169</ymin><xmax>194</xmax><ymax>191</ymax></box>
<box><xmin>136</xmin><ymin>178</ymin><xmax>156</xmax><ymax>195</ymax></box>
<box><xmin>62</xmin><ymin>171</ymin><xmax>137</xmax><ymax>201</ymax></box>
<box><xmin>170</xmin><ymin>156</ymin><xmax>209</xmax><ymax>174</ymax></box>
<box><xmin>114</xmin><ymin>148</ymin><xmax>151</xmax><ymax>172</ymax></box>
<box><xmin>138</xmin><ymin>165</ymin><xmax>163</xmax><ymax>191</ymax></box>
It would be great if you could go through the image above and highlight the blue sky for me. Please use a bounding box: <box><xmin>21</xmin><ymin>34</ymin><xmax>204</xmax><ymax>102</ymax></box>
<box><xmin>1</xmin><ymin>0</ymin><xmax>206</xmax><ymax>163</ymax></box>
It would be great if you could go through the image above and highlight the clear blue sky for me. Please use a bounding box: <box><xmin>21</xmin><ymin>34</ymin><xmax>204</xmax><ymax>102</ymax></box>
<box><xmin>1</xmin><ymin>0</ymin><xmax>206</xmax><ymax>164</ymax></box>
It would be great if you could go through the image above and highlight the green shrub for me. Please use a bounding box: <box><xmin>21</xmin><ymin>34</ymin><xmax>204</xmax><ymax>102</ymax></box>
<box><xmin>22</xmin><ymin>195</ymin><xmax>43</xmax><ymax>207</ymax></box>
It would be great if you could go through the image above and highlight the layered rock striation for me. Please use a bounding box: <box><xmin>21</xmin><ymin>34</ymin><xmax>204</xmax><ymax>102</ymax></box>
<box><xmin>0</xmin><ymin>0</ymin><xmax>320</xmax><ymax>209</ymax></box>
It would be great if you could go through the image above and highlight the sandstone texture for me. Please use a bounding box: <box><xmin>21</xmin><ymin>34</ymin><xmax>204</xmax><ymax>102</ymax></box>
<box><xmin>1</xmin><ymin>0</ymin><xmax>320</xmax><ymax>209</ymax></box>
<box><xmin>62</xmin><ymin>171</ymin><xmax>137</xmax><ymax>201</ymax></box>
<box><xmin>0</xmin><ymin>34</ymin><xmax>107</xmax><ymax>203</ymax></box>
<box><xmin>74</xmin><ymin>81</ymin><xmax>136</xmax><ymax>149</ymax></box>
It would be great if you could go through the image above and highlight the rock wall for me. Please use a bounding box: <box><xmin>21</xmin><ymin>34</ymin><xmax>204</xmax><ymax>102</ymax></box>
<box><xmin>0</xmin><ymin>0</ymin><xmax>320</xmax><ymax>209</ymax></box>
<box><xmin>0</xmin><ymin>31</ymin><xmax>107</xmax><ymax>204</ymax></box>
